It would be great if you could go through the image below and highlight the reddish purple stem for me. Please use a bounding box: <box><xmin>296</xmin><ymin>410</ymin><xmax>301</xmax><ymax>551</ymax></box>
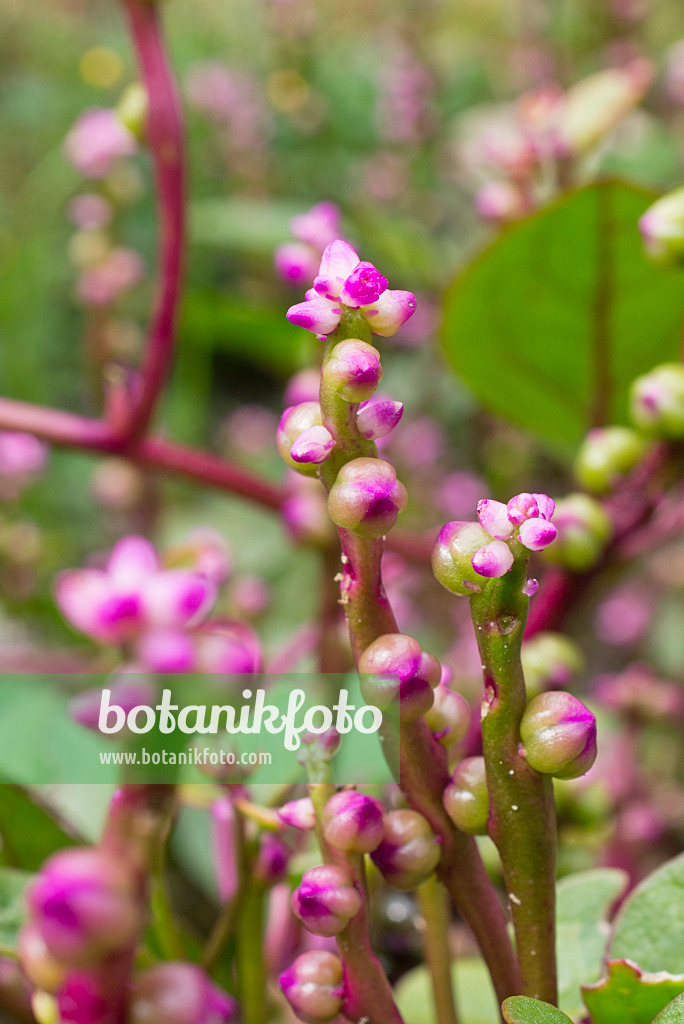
<box><xmin>119</xmin><ymin>0</ymin><xmax>185</xmax><ymax>442</ymax></box>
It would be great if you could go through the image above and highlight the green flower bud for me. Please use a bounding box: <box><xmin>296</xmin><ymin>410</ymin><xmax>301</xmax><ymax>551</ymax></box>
<box><xmin>639</xmin><ymin>186</ymin><xmax>684</xmax><ymax>265</ymax></box>
<box><xmin>116</xmin><ymin>83</ymin><xmax>148</xmax><ymax>140</ymax></box>
<box><xmin>358</xmin><ymin>633</ymin><xmax>438</xmax><ymax>722</ymax></box>
<box><xmin>521</xmin><ymin>632</ymin><xmax>584</xmax><ymax>697</ymax></box>
<box><xmin>520</xmin><ymin>691</ymin><xmax>597</xmax><ymax>780</ymax></box>
<box><xmin>424</xmin><ymin>684</ymin><xmax>471</xmax><ymax>748</ymax></box>
<box><xmin>574</xmin><ymin>426</ymin><xmax>648</xmax><ymax>495</ymax></box>
<box><xmin>542</xmin><ymin>493</ymin><xmax>612</xmax><ymax>572</ymax></box>
<box><xmin>629</xmin><ymin>362</ymin><xmax>684</xmax><ymax>438</ymax></box>
<box><xmin>371</xmin><ymin>810</ymin><xmax>441</xmax><ymax>890</ymax></box>
<box><xmin>327</xmin><ymin>458</ymin><xmax>407</xmax><ymax>538</ymax></box>
<box><xmin>443</xmin><ymin>757</ymin><xmax>489</xmax><ymax>835</ymax></box>
<box><xmin>431</xmin><ymin>521</ymin><xmax>493</xmax><ymax>596</ymax></box>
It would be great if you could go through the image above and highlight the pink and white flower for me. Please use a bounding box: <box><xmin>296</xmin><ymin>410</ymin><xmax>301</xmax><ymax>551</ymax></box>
<box><xmin>286</xmin><ymin>240</ymin><xmax>416</xmax><ymax>338</ymax></box>
<box><xmin>471</xmin><ymin>491</ymin><xmax>557</xmax><ymax>579</ymax></box>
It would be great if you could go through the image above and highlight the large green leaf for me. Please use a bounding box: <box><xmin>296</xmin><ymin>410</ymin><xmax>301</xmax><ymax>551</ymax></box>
<box><xmin>583</xmin><ymin>960</ymin><xmax>684</xmax><ymax>1024</ymax></box>
<box><xmin>442</xmin><ymin>181</ymin><xmax>684</xmax><ymax>452</ymax></box>
<box><xmin>610</xmin><ymin>852</ymin><xmax>684</xmax><ymax>973</ymax></box>
<box><xmin>0</xmin><ymin>868</ymin><xmax>32</xmax><ymax>955</ymax></box>
<box><xmin>557</xmin><ymin>868</ymin><xmax>628</xmax><ymax>1019</ymax></box>
<box><xmin>654</xmin><ymin>993</ymin><xmax>684</xmax><ymax>1023</ymax></box>
<box><xmin>0</xmin><ymin>785</ymin><xmax>76</xmax><ymax>871</ymax></box>
<box><xmin>503</xmin><ymin>996</ymin><xmax>573</xmax><ymax>1024</ymax></box>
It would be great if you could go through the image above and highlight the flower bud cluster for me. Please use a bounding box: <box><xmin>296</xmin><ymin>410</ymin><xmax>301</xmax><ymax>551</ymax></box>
<box><xmin>55</xmin><ymin>535</ymin><xmax>262</xmax><ymax>675</ymax></box>
<box><xmin>358</xmin><ymin>633</ymin><xmax>441</xmax><ymax>721</ymax></box>
<box><xmin>432</xmin><ymin>492</ymin><xmax>556</xmax><ymax>595</ymax></box>
<box><xmin>287</xmin><ymin>240</ymin><xmax>416</xmax><ymax>339</ymax></box>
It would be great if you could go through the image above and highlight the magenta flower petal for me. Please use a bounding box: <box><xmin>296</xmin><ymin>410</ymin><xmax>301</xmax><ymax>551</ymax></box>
<box><xmin>290</xmin><ymin>425</ymin><xmax>336</xmax><ymax>464</ymax></box>
<box><xmin>141</xmin><ymin>570</ymin><xmax>216</xmax><ymax>630</ymax></box>
<box><xmin>136</xmin><ymin>630</ymin><xmax>197</xmax><ymax>673</ymax></box>
<box><xmin>107</xmin><ymin>536</ymin><xmax>159</xmax><ymax>588</ymax></box>
<box><xmin>519</xmin><ymin>518</ymin><xmax>558</xmax><ymax>551</ymax></box>
<box><xmin>472</xmin><ymin>540</ymin><xmax>514</xmax><ymax>578</ymax></box>
<box><xmin>356</xmin><ymin>398</ymin><xmax>404</xmax><ymax>439</ymax></box>
<box><xmin>477</xmin><ymin>499</ymin><xmax>515</xmax><ymax>540</ymax></box>
<box><xmin>286</xmin><ymin>298</ymin><xmax>342</xmax><ymax>336</ymax></box>
<box><xmin>55</xmin><ymin>569</ymin><xmax>114</xmax><ymax>642</ymax></box>
<box><xmin>314</xmin><ymin>240</ymin><xmax>360</xmax><ymax>300</ymax></box>
<box><xmin>362</xmin><ymin>289</ymin><xmax>417</xmax><ymax>337</ymax></box>
<box><xmin>274</xmin><ymin>243</ymin><xmax>319</xmax><ymax>287</ymax></box>
<box><xmin>507</xmin><ymin>493</ymin><xmax>539</xmax><ymax>526</ymax></box>
<box><xmin>533</xmin><ymin>493</ymin><xmax>556</xmax><ymax>521</ymax></box>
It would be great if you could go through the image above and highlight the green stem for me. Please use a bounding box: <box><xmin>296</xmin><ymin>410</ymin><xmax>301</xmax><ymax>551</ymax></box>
<box><xmin>317</xmin><ymin>315</ymin><xmax>520</xmax><ymax>1008</ymax></box>
<box><xmin>237</xmin><ymin>885</ymin><xmax>267</xmax><ymax>1024</ymax></box>
<box><xmin>418</xmin><ymin>876</ymin><xmax>459</xmax><ymax>1024</ymax></box>
<box><xmin>470</xmin><ymin>557</ymin><xmax>558</xmax><ymax>1004</ymax></box>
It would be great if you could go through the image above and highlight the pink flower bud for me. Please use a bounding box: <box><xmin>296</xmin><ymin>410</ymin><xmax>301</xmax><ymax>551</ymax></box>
<box><xmin>64</xmin><ymin>108</ymin><xmax>137</xmax><ymax>179</ymax></box>
<box><xmin>278</xmin><ymin>797</ymin><xmax>316</xmax><ymax>831</ymax></box>
<box><xmin>432</xmin><ymin>521</ymin><xmax>493</xmax><ymax>596</ymax></box>
<box><xmin>276</xmin><ymin>403</ymin><xmax>324</xmax><ymax>477</ymax></box>
<box><xmin>370</xmin><ymin>810</ymin><xmax>441</xmax><ymax>890</ymax></box>
<box><xmin>321</xmin><ymin>791</ymin><xmax>385</xmax><ymax>853</ymax></box>
<box><xmin>292</xmin><ymin>865</ymin><xmax>361</xmax><ymax>936</ymax></box>
<box><xmin>520</xmin><ymin>691</ymin><xmax>597</xmax><ymax>779</ymax></box>
<box><xmin>290</xmin><ymin>202</ymin><xmax>341</xmax><ymax>250</ymax></box>
<box><xmin>0</xmin><ymin>431</ymin><xmax>48</xmax><ymax>481</ymax></box>
<box><xmin>356</xmin><ymin>397</ymin><xmax>404</xmax><ymax>440</ymax></box>
<box><xmin>506</xmin><ymin>493</ymin><xmax>539</xmax><ymax>526</ymax></box>
<box><xmin>322</xmin><ymin>339</ymin><xmax>383</xmax><ymax>403</ymax></box>
<box><xmin>471</xmin><ymin>539</ymin><xmax>515</xmax><ymax>577</ymax></box>
<box><xmin>210</xmin><ymin>797</ymin><xmax>238</xmax><ymax>903</ymax></box>
<box><xmin>284</xmin><ymin>369</ymin><xmax>321</xmax><ymax>406</ymax></box>
<box><xmin>129</xmin><ymin>963</ymin><xmax>237</xmax><ymax>1024</ymax></box>
<box><xmin>136</xmin><ymin>629</ymin><xmax>197</xmax><ymax>672</ymax></box>
<box><xmin>28</xmin><ymin>848</ymin><xmax>141</xmax><ymax>968</ymax></box>
<box><xmin>475</xmin><ymin>180</ymin><xmax>528</xmax><ymax>223</ymax></box>
<box><xmin>424</xmin><ymin>684</ymin><xmax>471</xmax><ymax>748</ymax></box>
<box><xmin>338</xmin><ymin>262</ymin><xmax>388</xmax><ymax>307</ymax></box>
<box><xmin>279</xmin><ymin>951</ymin><xmax>344</xmax><ymax>1024</ymax></box>
<box><xmin>70</xmin><ymin>674</ymin><xmax>157</xmax><ymax>733</ymax></box>
<box><xmin>358</xmin><ymin>633</ymin><xmax>439</xmax><ymax>721</ymax></box>
<box><xmin>477</xmin><ymin>499</ymin><xmax>515</xmax><ymax>540</ymax></box>
<box><xmin>274</xmin><ymin>242</ymin><xmax>320</xmax><ymax>287</ymax></box>
<box><xmin>194</xmin><ymin>619</ymin><xmax>262</xmax><ymax>673</ymax></box>
<box><xmin>67</xmin><ymin>194</ymin><xmax>113</xmax><ymax>231</ymax></box>
<box><xmin>443</xmin><ymin>757</ymin><xmax>490</xmax><ymax>835</ymax></box>
<box><xmin>253</xmin><ymin>835</ymin><xmax>290</xmax><ymax>886</ymax></box>
<box><xmin>518</xmin><ymin>518</ymin><xmax>557</xmax><ymax>552</ymax></box>
<box><xmin>290</xmin><ymin>425</ymin><xmax>336</xmax><ymax>465</ymax></box>
<box><xmin>75</xmin><ymin>247</ymin><xmax>144</xmax><ymax>306</ymax></box>
<box><xmin>327</xmin><ymin>457</ymin><xmax>407</xmax><ymax>538</ymax></box>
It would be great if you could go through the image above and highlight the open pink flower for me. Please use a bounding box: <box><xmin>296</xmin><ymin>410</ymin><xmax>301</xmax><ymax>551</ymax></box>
<box><xmin>55</xmin><ymin>536</ymin><xmax>216</xmax><ymax>648</ymax></box>
<box><xmin>286</xmin><ymin>240</ymin><xmax>416</xmax><ymax>338</ymax></box>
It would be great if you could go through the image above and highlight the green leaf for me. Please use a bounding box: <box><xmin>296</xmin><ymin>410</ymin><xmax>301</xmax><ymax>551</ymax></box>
<box><xmin>0</xmin><ymin>785</ymin><xmax>77</xmax><ymax>871</ymax></box>
<box><xmin>395</xmin><ymin>957</ymin><xmax>498</xmax><ymax>1024</ymax></box>
<box><xmin>442</xmin><ymin>181</ymin><xmax>684</xmax><ymax>453</ymax></box>
<box><xmin>583</xmin><ymin>959</ymin><xmax>684</xmax><ymax>1024</ymax></box>
<box><xmin>610</xmin><ymin>852</ymin><xmax>684</xmax><ymax>973</ymax></box>
<box><xmin>0</xmin><ymin>868</ymin><xmax>33</xmax><ymax>954</ymax></box>
<box><xmin>653</xmin><ymin>993</ymin><xmax>684</xmax><ymax>1023</ymax></box>
<box><xmin>556</xmin><ymin>868</ymin><xmax>628</xmax><ymax>1019</ymax></box>
<box><xmin>503</xmin><ymin>996</ymin><xmax>574</xmax><ymax>1024</ymax></box>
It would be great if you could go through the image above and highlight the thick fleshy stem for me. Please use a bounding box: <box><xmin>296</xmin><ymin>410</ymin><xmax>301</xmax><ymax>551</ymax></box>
<box><xmin>418</xmin><ymin>876</ymin><xmax>459</xmax><ymax>1024</ymax></box>
<box><xmin>318</xmin><ymin>312</ymin><xmax>520</xmax><ymax>1007</ymax></box>
<box><xmin>470</xmin><ymin>556</ymin><xmax>557</xmax><ymax>1004</ymax></box>
<box><xmin>307</xmin><ymin>769</ymin><xmax>404</xmax><ymax>1024</ymax></box>
<box><xmin>118</xmin><ymin>0</ymin><xmax>185</xmax><ymax>442</ymax></box>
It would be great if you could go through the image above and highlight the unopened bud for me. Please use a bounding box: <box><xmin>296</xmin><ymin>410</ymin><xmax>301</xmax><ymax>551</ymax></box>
<box><xmin>253</xmin><ymin>834</ymin><xmax>290</xmax><ymax>887</ymax></box>
<box><xmin>327</xmin><ymin>458</ymin><xmax>408</xmax><ymax>538</ymax></box>
<box><xmin>356</xmin><ymin>397</ymin><xmax>404</xmax><ymax>439</ymax></box>
<box><xmin>279</xmin><ymin>951</ymin><xmax>344</xmax><ymax>1024</ymax></box>
<box><xmin>543</xmin><ymin>493</ymin><xmax>613</xmax><ymax>571</ymax></box>
<box><xmin>291</xmin><ymin>865</ymin><xmax>361</xmax><ymax>936</ymax></box>
<box><xmin>322</xmin><ymin>791</ymin><xmax>384</xmax><ymax>853</ymax></box>
<box><xmin>358</xmin><ymin>633</ymin><xmax>440</xmax><ymax>721</ymax></box>
<box><xmin>371</xmin><ymin>810</ymin><xmax>441</xmax><ymax>890</ymax></box>
<box><xmin>278</xmin><ymin>797</ymin><xmax>316</xmax><ymax>831</ymax></box>
<box><xmin>575</xmin><ymin>426</ymin><xmax>647</xmax><ymax>494</ymax></box>
<box><xmin>424</xmin><ymin>684</ymin><xmax>471</xmax><ymax>748</ymax></box>
<box><xmin>556</xmin><ymin>60</ymin><xmax>653</xmax><ymax>157</ymax></box>
<box><xmin>521</xmin><ymin>632</ymin><xmax>584</xmax><ymax>696</ymax></box>
<box><xmin>27</xmin><ymin>848</ymin><xmax>141</xmax><ymax>968</ymax></box>
<box><xmin>277</xmin><ymin>403</ymin><xmax>324</xmax><ymax>476</ymax></box>
<box><xmin>129</xmin><ymin>962</ymin><xmax>237</xmax><ymax>1024</ymax></box>
<box><xmin>322</xmin><ymin>339</ymin><xmax>383</xmax><ymax>402</ymax></box>
<box><xmin>431</xmin><ymin>521</ymin><xmax>493</xmax><ymax>596</ymax></box>
<box><xmin>639</xmin><ymin>186</ymin><xmax>684</xmax><ymax>265</ymax></box>
<box><xmin>18</xmin><ymin>924</ymin><xmax>65</xmax><ymax>993</ymax></box>
<box><xmin>443</xmin><ymin>757</ymin><xmax>490</xmax><ymax>835</ymax></box>
<box><xmin>629</xmin><ymin>362</ymin><xmax>684</xmax><ymax>438</ymax></box>
<box><xmin>520</xmin><ymin>691</ymin><xmax>597</xmax><ymax>779</ymax></box>
<box><xmin>290</xmin><ymin>425</ymin><xmax>336</xmax><ymax>465</ymax></box>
